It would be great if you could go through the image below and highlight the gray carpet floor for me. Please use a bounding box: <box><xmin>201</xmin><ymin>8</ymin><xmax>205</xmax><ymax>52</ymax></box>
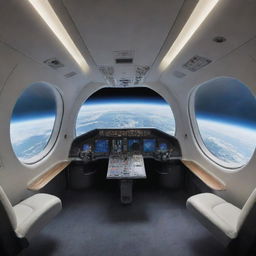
<box><xmin>21</xmin><ymin>187</ymin><xmax>229</xmax><ymax>256</ymax></box>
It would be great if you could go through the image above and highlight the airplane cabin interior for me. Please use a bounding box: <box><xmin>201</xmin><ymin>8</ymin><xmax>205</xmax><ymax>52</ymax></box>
<box><xmin>0</xmin><ymin>0</ymin><xmax>256</xmax><ymax>255</ymax></box>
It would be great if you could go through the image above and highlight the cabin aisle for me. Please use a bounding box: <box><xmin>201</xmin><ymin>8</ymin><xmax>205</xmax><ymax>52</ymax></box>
<box><xmin>20</xmin><ymin>187</ymin><xmax>228</xmax><ymax>256</ymax></box>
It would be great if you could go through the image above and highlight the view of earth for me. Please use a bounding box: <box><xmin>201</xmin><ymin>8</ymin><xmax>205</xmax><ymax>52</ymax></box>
<box><xmin>10</xmin><ymin>103</ymin><xmax>256</xmax><ymax>165</ymax></box>
<box><xmin>76</xmin><ymin>103</ymin><xmax>176</xmax><ymax>136</ymax></box>
<box><xmin>197</xmin><ymin>118</ymin><xmax>256</xmax><ymax>166</ymax></box>
<box><xmin>10</xmin><ymin>117</ymin><xmax>55</xmax><ymax>161</ymax></box>
<box><xmin>10</xmin><ymin>83</ymin><xmax>57</xmax><ymax>162</ymax></box>
<box><xmin>10</xmin><ymin>85</ymin><xmax>256</xmax><ymax>166</ymax></box>
<box><xmin>194</xmin><ymin>77</ymin><xmax>256</xmax><ymax>167</ymax></box>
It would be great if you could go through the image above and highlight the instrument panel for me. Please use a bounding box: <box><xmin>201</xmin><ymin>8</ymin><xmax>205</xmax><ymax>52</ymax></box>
<box><xmin>69</xmin><ymin>128</ymin><xmax>182</xmax><ymax>162</ymax></box>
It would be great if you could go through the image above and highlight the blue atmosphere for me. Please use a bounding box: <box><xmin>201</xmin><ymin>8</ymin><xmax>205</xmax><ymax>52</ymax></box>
<box><xmin>85</xmin><ymin>99</ymin><xmax>166</xmax><ymax>106</ymax></box>
<box><xmin>197</xmin><ymin>115</ymin><xmax>256</xmax><ymax>131</ymax></box>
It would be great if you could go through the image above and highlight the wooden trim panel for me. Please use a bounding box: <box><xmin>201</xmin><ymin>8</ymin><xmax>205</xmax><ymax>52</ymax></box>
<box><xmin>182</xmin><ymin>160</ymin><xmax>226</xmax><ymax>191</ymax></box>
<box><xmin>28</xmin><ymin>161</ymin><xmax>71</xmax><ymax>191</ymax></box>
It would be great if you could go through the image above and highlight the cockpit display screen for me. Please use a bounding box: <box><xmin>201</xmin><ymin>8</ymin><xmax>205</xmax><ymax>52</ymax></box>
<box><xmin>95</xmin><ymin>140</ymin><xmax>109</xmax><ymax>153</ymax></box>
<box><xmin>82</xmin><ymin>144</ymin><xmax>91</xmax><ymax>152</ymax></box>
<box><xmin>159</xmin><ymin>143</ymin><xmax>168</xmax><ymax>151</ymax></box>
<box><xmin>128</xmin><ymin>139</ymin><xmax>140</xmax><ymax>152</ymax></box>
<box><xmin>112</xmin><ymin>139</ymin><xmax>123</xmax><ymax>153</ymax></box>
<box><xmin>143</xmin><ymin>139</ymin><xmax>156</xmax><ymax>153</ymax></box>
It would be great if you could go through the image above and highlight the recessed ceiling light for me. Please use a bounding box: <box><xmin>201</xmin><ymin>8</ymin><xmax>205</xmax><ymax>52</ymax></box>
<box><xmin>44</xmin><ymin>57</ymin><xmax>64</xmax><ymax>69</ymax></box>
<box><xmin>159</xmin><ymin>0</ymin><xmax>220</xmax><ymax>71</ymax></box>
<box><xmin>213</xmin><ymin>36</ymin><xmax>226</xmax><ymax>43</ymax></box>
<box><xmin>27</xmin><ymin>0</ymin><xmax>89</xmax><ymax>73</ymax></box>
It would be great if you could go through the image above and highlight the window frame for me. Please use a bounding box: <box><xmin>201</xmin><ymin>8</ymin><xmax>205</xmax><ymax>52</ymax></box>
<box><xmin>189</xmin><ymin>77</ymin><xmax>256</xmax><ymax>170</ymax></box>
<box><xmin>10</xmin><ymin>82</ymin><xmax>63</xmax><ymax>165</ymax></box>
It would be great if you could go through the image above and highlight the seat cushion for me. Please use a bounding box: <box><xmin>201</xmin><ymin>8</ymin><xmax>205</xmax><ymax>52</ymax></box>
<box><xmin>187</xmin><ymin>193</ymin><xmax>241</xmax><ymax>245</ymax></box>
<box><xmin>13</xmin><ymin>193</ymin><xmax>62</xmax><ymax>240</ymax></box>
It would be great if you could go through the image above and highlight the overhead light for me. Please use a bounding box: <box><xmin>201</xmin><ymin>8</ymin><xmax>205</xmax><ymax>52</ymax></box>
<box><xmin>27</xmin><ymin>0</ymin><xmax>89</xmax><ymax>73</ymax></box>
<box><xmin>213</xmin><ymin>36</ymin><xmax>226</xmax><ymax>43</ymax></box>
<box><xmin>159</xmin><ymin>0</ymin><xmax>220</xmax><ymax>71</ymax></box>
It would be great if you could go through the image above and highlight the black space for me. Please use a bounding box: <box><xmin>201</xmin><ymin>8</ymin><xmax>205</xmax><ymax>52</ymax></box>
<box><xmin>12</xmin><ymin>83</ymin><xmax>56</xmax><ymax>120</ymax></box>
<box><xmin>195</xmin><ymin>77</ymin><xmax>256</xmax><ymax>126</ymax></box>
<box><xmin>86</xmin><ymin>87</ymin><xmax>164</xmax><ymax>102</ymax></box>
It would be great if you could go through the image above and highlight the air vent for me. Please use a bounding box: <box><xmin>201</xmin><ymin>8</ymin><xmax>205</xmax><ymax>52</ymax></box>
<box><xmin>116</xmin><ymin>58</ymin><xmax>133</xmax><ymax>64</ymax></box>
<box><xmin>99</xmin><ymin>66</ymin><xmax>116</xmax><ymax>86</ymax></box>
<box><xmin>173</xmin><ymin>70</ymin><xmax>186</xmax><ymax>78</ymax></box>
<box><xmin>64</xmin><ymin>71</ymin><xmax>77</xmax><ymax>78</ymax></box>
<box><xmin>134</xmin><ymin>66</ymin><xmax>150</xmax><ymax>85</ymax></box>
<box><xmin>183</xmin><ymin>55</ymin><xmax>212</xmax><ymax>72</ymax></box>
<box><xmin>44</xmin><ymin>58</ymin><xmax>64</xmax><ymax>69</ymax></box>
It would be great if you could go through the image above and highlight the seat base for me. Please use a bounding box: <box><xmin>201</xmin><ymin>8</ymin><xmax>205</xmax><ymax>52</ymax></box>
<box><xmin>13</xmin><ymin>193</ymin><xmax>62</xmax><ymax>241</ymax></box>
<box><xmin>187</xmin><ymin>193</ymin><xmax>241</xmax><ymax>246</ymax></box>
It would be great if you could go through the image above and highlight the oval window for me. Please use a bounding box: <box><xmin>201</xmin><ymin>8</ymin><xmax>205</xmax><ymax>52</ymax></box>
<box><xmin>10</xmin><ymin>83</ymin><xmax>61</xmax><ymax>163</ymax></box>
<box><xmin>193</xmin><ymin>77</ymin><xmax>256</xmax><ymax>168</ymax></box>
<box><xmin>76</xmin><ymin>87</ymin><xmax>176</xmax><ymax>136</ymax></box>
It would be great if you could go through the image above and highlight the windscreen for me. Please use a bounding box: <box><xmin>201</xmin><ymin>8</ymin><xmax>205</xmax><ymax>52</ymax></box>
<box><xmin>76</xmin><ymin>88</ymin><xmax>175</xmax><ymax>136</ymax></box>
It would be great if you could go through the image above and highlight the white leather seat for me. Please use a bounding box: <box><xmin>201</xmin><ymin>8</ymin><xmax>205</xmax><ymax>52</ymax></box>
<box><xmin>13</xmin><ymin>193</ymin><xmax>62</xmax><ymax>240</ymax></box>
<box><xmin>0</xmin><ymin>185</ymin><xmax>62</xmax><ymax>242</ymax></box>
<box><xmin>187</xmin><ymin>189</ymin><xmax>256</xmax><ymax>247</ymax></box>
<box><xmin>187</xmin><ymin>193</ymin><xmax>240</xmax><ymax>245</ymax></box>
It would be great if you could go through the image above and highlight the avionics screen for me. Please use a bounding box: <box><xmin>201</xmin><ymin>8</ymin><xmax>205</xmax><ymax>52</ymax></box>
<box><xmin>112</xmin><ymin>139</ymin><xmax>123</xmax><ymax>153</ymax></box>
<box><xmin>159</xmin><ymin>143</ymin><xmax>168</xmax><ymax>151</ymax></box>
<box><xmin>128</xmin><ymin>139</ymin><xmax>140</xmax><ymax>151</ymax></box>
<box><xmin>143</xmin><ymin>139</ymin><xmax>156</xmax><ymax>153</ymax></box>
<box><xmin>82</xmin><ymin>144</ymin><xmax>91</xmax><ymax>152</ymax></box>
<box><xmin>95</xmin><ymin>140</ymin><xmax>109</xmax><ymax>153</ymax></box>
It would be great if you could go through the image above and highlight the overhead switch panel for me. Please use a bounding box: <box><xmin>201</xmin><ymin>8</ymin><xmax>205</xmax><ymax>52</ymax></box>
<box><xmin>134</xmin><ymin>66</ymin><xmax>150</xmax><ymax>85</ymax></box>
<box><xmin>99</xmin><ymin>66</ymin><xmax>116</xmax><ymax>86</ymax></box>
<box><xmin>183</xmin><ymin>55</ymin><xmax>212</xmax><ymax>72</ymax></box>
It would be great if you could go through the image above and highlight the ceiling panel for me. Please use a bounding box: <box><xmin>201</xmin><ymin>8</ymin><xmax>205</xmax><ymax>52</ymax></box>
<box><xmin>0</xmin><ymin>0</ymin><xmax>101</xmax><ymax>83</ymax></box>
<box><xmin>62</xmin><ymin>0</ymin><xmax>186</xmax><ymax>85</ymax></box>
<box><xmin>63</xmin><ymin>0</ymin><xmax>183</xmax><ymax>67</ymax></box>
<box><xmin>158</xmin><ymin>0</ymin><xmax>256</xmax><ymax>87</ymax></box>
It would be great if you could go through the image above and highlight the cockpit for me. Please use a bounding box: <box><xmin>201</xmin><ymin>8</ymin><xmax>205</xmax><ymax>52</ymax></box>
<box><xmin>68</xmin><ymin>127</ymin><xmax>182</xmax><ymax>203</ymax></box>
<box><xmin>1</xmin><ymin>0</ymin><xmax>256</xmax><ymax>256</ymax></box>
